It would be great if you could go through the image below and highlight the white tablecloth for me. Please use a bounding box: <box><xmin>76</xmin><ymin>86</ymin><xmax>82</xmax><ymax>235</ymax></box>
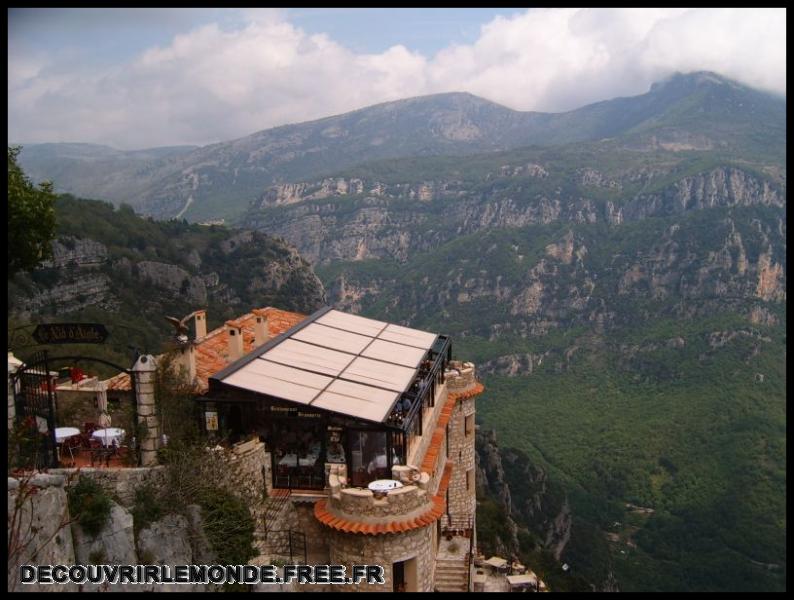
<box><xmin>367</xmin><ymin>479</ymin><xmax>404</xmax><ymax>492</ymax></box>
<box><xmin>92</xmin><ymin>427</ymin><xmax>125</xmax><ymax>447</ymax></box>
<box><xmin>55</xmin><ymin>427</ymin><xmax>81</xmax><ymax>443</ymax></box>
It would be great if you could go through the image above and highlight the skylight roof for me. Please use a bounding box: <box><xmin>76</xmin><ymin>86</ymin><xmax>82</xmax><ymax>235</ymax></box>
<box><xmin>213</xmin><ymin>309</ymin><xmax>439</xmax><ymax>423</ymax></box>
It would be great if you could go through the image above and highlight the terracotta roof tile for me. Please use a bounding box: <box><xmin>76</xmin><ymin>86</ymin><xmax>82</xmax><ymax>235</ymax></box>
<box><xmin>448</xmin><ymin>381</ymin><xmax>485</xmax><ymax>402</ymax></box>
<box><xmin>314</xmin><ymin>462</ymin><xmax>456</xmax><ymax>536</ymax></box>
<box><xmin>104</xmin><ymin>307</ymin><xmax>306</xmax><ymax>392</ymax></box>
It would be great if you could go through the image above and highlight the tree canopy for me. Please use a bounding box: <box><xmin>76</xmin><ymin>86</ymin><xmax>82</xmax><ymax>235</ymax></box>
<box><xmin>8</xmin><ymin>146</ymin><xmax>57</xmax><ymax>278</ymax></box>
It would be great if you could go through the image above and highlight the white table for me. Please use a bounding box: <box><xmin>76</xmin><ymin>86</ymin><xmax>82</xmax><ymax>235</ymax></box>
<box><xmin>367</xmin><ymin>479</ymin><xmax>404</xmax><ymax>492</ymax></box>
<box><xmin>92</xmin><ymin>427</ymin><xmax>125</xmax><ymax>447</ymax></box>
<box><xmin>55</xmin><ymin>427</ymin><xmax>80</xmax><ymax>443</ymax></box>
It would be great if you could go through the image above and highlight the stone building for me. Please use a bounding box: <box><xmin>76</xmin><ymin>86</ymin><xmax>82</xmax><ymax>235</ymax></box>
<box><xmin>9</xmin><ymin>305</ymin><xmax>482</xmax><ymax>593</ymax></box>
<box><xmin>199</xmin><ymin>306</ymin><xmax>483</xmax><ymax>592</ymax></box>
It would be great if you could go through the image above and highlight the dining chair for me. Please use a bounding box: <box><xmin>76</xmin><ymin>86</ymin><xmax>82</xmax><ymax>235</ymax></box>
<box><xmin>88</xmin><ymin>439</ymin><xmax>103</xmax><ymax>467</ymax></box>
<box><xmin>65</xmin><ymin>435</ymin><xmax>81</xmax><ymax>467</ymax></box>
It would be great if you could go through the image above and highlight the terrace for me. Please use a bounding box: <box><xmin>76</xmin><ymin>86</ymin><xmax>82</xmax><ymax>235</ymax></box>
<box><xmin>201</xmin><ymin>307</ymin><xmax>451</xmax><ymax>491</ymax></box>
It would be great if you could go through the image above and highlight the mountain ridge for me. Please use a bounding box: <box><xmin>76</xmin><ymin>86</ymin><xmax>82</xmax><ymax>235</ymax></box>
<box><xmin>16</xmin><ymin>71</ymin><xmax>784</xmax><ymax>222</ymax></box>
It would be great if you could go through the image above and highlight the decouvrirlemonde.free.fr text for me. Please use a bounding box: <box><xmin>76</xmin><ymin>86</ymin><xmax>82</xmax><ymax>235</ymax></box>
<box><xmin>21</xmin><ymin>564</ymin><xmax>386</xmax><ymax>586</ymax></box>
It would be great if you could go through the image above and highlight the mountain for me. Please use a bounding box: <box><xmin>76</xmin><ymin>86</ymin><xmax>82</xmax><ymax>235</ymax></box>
<box><xmin>16</xmin><ymin>72</ymin><xmax>784</xmax><ymax>223</ymax></box>
<box><xmin>11</xmin><ymin>143</ymin><xmax>199</xmax><ymax>216</ymax></box>
<box><xmin>9</xmin><ymin>71</ymin><xmax>786</xmax><ymax>591</ymax></box>
<box><xmin>232</xmin><ymin>72</ymin><xmax>785</xmax><ymax>591</ymax></box>
<box><xmin>7</xmin><ymin>195</ymin><xmax>326</xmax><ymax>370</ymax></box>
<box><xmin>312</xmin><ymin>200</ymin><xmax>786</xmax><ymax>592</ymax></box>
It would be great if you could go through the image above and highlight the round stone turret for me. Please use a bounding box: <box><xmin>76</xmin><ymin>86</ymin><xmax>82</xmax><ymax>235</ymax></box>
<box><xmin>315</xmin><ymin>464</ymin><xmax>447</xmax><ymax>591</ymax></box>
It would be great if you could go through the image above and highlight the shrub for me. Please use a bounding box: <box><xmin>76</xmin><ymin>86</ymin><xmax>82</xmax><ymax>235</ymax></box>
<box><xmin>131</xmin><ymin>484</ymin><xmax>164</xmax><ymax>535</ymax></box>
<box><xmin>68</xmin><ymin>477</ymin><xmax>112</xmax><ymax>537</ymax></box>
<box><xmin>198</xmin><ymin>487</ymin><xmax>257</xmax><ymax>566</ymax></box>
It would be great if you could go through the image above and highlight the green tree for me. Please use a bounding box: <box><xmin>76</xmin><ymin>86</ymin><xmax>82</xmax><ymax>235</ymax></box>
<box><xmin>8</xmin><ymin>146</ymin><xmax>57</xmax><ymax>278</ymax></box>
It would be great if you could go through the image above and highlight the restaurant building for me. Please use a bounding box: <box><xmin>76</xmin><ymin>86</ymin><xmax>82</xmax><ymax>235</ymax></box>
<box><xmin>199</xmin><ymin>305</ymin><xmax>483</xmax><ymax>592</ymax></box>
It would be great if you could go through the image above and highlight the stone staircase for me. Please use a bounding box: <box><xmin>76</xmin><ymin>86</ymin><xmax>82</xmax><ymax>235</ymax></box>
<box><xmin>263</xmin><ymin>488</ymin><xmax>291</xmax><ymax>533</ymax></box>
<box><xmin>253</xmin><ymin>489</ymin><xmax>291</xmax><ymax>559</ymax></box>
<box><xmin>434</xmin><ymin>556</ymin><xmax>469</xmax><ymax>593</ymax></box>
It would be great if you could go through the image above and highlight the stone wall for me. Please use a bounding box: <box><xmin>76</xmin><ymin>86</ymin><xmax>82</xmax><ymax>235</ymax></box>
<box><xmin>408</xmin><ymin>382</ymin><xmax>448</xmax><ymax>467</ymax></box>
<box><xmin>49</xmin><ymin>466</ymin><xmax>166</xmax><ymax>508</ymax></box>
<box><xmin>54</xmin><ymin>387</ymin><xmax>102</xmax><ymax>429</ymax></box>
<box><xmin>447</xmin><ymin>396</ymin><xmax>477</xmax><ymax>522</ymax></box>
<box><xmin>293</xmin><ymin>503</ymin><xmax>330</xmax><ymax>559</ymax></box>
<box><xmin>328</xmin><ymin>523</ymin><xmax>435</xmax><ymax>592</ymax></box>
<box><xmin>446</xmin><ymin>361</ymin><xmax>476</xmax><ymax>391</ymax></box>
<box><xmin>222</xmin><ymin>440</ymin><xmax>269</xmax><ymax>527</ymax></box>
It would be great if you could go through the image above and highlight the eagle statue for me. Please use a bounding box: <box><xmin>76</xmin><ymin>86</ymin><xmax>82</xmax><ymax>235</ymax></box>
<box><xmin>165</xmin><ymin>314</ymin><xmax>192</xmax><ymax>344</ymax></box>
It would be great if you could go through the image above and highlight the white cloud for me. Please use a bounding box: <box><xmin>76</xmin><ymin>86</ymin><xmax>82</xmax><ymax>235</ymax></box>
<box><xmin>7</xmin><ymin>7</ymin><xmax>786</xmax><ymax>149</ymax></box>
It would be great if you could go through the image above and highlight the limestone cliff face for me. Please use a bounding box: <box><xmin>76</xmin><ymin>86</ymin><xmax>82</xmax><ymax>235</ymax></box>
<box><xmin>250</xmin><ymin>166</ymin><xmax>783</xmax><ymax>266</ymax></box>
<box><xmin>136</xmin><ymin>261</ymin><xmax>208</xmax><ymax>305</ymax></box>
<box><xmin>475</xmin><ymin>430</ymin><xmax>572</xmax><ymax>561</ymax></box>
<box><xmin>622</xmin><ymin>167</ymin><xmax>783</xmax><ymax>220</ymax></box>
<box><xmin>41</xmin><ymin>236</ymin><xmax>109</xmax><ymax>269</ymax></box>
<box><xmin>9</xmin><ymin>228</ymin><xmax>326</xmax><ymax>322</ymax></box>
<box><xmin>325</xmin><ymin>206</ymin><xmax>783</xmax><ymax>384</ymax></box>
<box><xmin>13</xmin><ymin>273</ymin><xmax>115</xmax><ymax>317</ymax></box>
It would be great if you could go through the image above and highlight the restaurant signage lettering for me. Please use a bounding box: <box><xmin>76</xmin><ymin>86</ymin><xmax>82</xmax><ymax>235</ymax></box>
<box><xmin>270</xmin><ymin>406</ymin><xmax>320</xmax><ymax>418</ymax></box>
<box><xmin>32</xmin><ymin>323</ymin><xmax>109</xmax><ymax>345</ymax></box>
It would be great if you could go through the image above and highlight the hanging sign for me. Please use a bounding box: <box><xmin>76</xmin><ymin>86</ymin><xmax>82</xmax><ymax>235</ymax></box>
<box><xmin>32</xmin><ymin>323</ymin><xmax>109</xmax><ymax>345</ymax></box>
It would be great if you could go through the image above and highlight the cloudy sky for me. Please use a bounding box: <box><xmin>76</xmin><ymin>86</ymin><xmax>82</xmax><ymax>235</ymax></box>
<box><xmin>8</xmin><ymin>7</ymin><xmax>786</xmax><ymax>150</ymax></box>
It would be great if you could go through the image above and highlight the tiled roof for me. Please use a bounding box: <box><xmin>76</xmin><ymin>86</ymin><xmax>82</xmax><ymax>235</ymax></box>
<box><xmin>313</xmin><ymin>460</ymin><xmax>455</xmax><ymax>536</ymax></box>
<box><xmin>420</xmin><ymin>382</ymin><xmax>485</xmax><ymax>475</ymax></box>
<box><xmin>103</xmin><ymin>307</ymin><xmax>307</xmax><ymax>393</ymax></box>
<box><xmin>106</xmin><ymin>371</ymin><xmax>132</xmax><ymax>391</ymax></box>
<box><xmin>194</xmin><ymin>307</ymin><xmax>305</xmax><ymax>390</ymax></box>
<box><xmin>448</xmin><ymin>381</ymin><xmax>485</xmax><ymax>402</ymax></box>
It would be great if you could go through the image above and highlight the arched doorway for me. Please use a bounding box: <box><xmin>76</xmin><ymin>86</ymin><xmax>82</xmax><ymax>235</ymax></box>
<box><xmin>10</xmin><ymin>351</ymin><xmax>138</xmax><ymax>469</ymax></box>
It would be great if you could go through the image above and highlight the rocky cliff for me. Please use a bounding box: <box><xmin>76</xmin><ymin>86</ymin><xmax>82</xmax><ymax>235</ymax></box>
<box><xmin>8</xmin><ymin>196</ymin><xmax>326</xmax><ymax>359</ymax></box>
<box><xmin>476</xmin><ymin>430</ymin><xmax>570</xmax><ymax>559</ymax></box>
<box><xmin>247</xmin><ymin>164</ymin><xmax>784</xmax><ymax>266</ymax></box>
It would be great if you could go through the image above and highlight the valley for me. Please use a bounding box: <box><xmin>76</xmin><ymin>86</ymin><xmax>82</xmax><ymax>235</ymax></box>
<box><xmin>11</xmin><ymin>71</ymin><xmax>786</xmax><ymax>592</ymax></box>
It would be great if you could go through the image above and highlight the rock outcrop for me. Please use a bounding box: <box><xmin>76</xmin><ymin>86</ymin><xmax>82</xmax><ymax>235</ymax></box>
<box><xmin>475</xmin><ymin>430</ymin><xmax>571</xmax><ymax>560</ymax></box>
<box><xmin>250</xmin><ymin>167</ymin><xmax>783</xmax><ymax>266</ymax></box>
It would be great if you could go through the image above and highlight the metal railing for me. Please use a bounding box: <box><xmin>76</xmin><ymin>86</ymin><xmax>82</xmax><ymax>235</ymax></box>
<box><xmin>264</xmin><ymin>530</ymin><xmax>307</xmax><ymax>565</ymax></box>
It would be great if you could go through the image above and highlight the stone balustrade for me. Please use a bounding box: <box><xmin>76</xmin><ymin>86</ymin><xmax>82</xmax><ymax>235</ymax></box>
<box><xmin>445</xmin><ymin>360</ymin><xmax>477</xmax><ymax>391</ymax></box>
<box><xmin>325</xmin><ymin>463</ymin><xmax>433</xmax><ymax>520</ymax></box>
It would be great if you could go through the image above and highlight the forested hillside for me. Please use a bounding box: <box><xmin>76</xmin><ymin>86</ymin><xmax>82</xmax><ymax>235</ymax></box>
<box><xmin>246</xmin><ymin>73</ymin><xmax>786</xmax><ymax>591</ymax></box>
<box><xmin>8</xmin><ymin>196</ymin><xmax>325</xmax><ymax>373</ymax></box>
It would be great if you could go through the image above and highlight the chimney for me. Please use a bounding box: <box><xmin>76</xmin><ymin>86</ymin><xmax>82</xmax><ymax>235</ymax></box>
<box><xmin>174</xmin><ymin>343</ymin><xmax>196</xmax><ymax>384</ymax></box>
<box><xmin>226</xmin><ymin>321</ymin><xmax>244</xmax><ymax>362</ymax></box>
<box><xmin>194</xmin><ymin>310</ymin><xmax>207</xmax><ymax>341</ymax></box>
<box><xmin>252</xmin><ymin>309</ymin><xmax>270</xmax><ymax>348</ymax></box>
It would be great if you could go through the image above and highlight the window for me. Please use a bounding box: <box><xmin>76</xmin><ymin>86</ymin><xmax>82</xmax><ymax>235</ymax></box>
<box><xmin>466</xmin><ymin>468</ymin><xmax>473</xmax><ymax>491</ymax></box>
<box><xmin>348</xmin><ymin>430</ymin><xmax>388</xmax><ymax>486</ymax></box>
<box><xmin>465</xmin><ymin>413</ymin><xmax>474</xmax><ymax>436</ymax></box>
